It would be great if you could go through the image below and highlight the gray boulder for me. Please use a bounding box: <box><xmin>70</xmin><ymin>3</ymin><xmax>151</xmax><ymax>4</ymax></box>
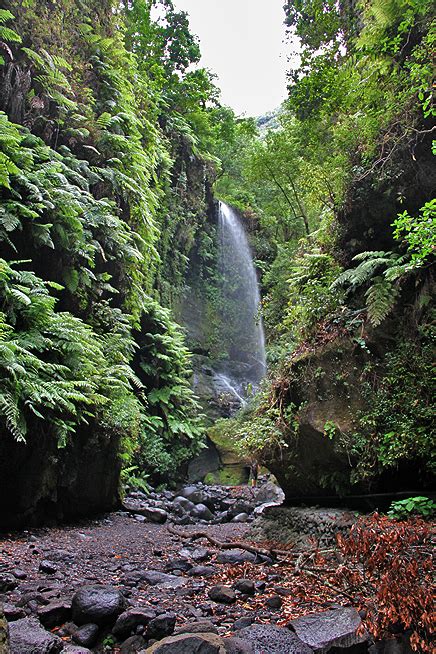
<box><xmin>208</xmin><ymin>585</ymin><xmax>236</xmax><ymax>604</ymax></box>
<box><xmin>191</xmin><ymin>503</ymin><xmax>214</xmax><ymax>521</ymax></box>
<box><xmin>144</xmin><ymin>632</ymin><xmax>227</xmax><ymax>653</ymax></box>
<box><xmin>147</xmin><ymin>612</ymin><xmax>176</xmax><ymax>639</ymax></box>
<box><xmin>142</xmin><ymin>571</ymin><xmax>186</xmax><ymax>589</ymax></box>
<box><xmin>9</xmin><ymin>616</ymin><xmax>63</xmax><ymax>653</ymax></box>
<box><xmin>0</xmin><ymin>572</ymin><xmax>17</xmax><ymax>592</ymax></box>
<box><xmin>224</xmin><ymin>637</ymin><xmax>255</xmax><ymax>654</ymax></box>
<box><xmin>236</xmin><ymin>624</ymin><xmax>313</xmax><ymax>654</ymax></box>
<box><xmin>113</xmin><ymin>607</ymin><xmax>156</xmax><ymax>638</ymax></box>
<box><xmin>175</xmin><ymin>621</ymin><xmax>218</xmax><ymax>635</ymax></box>
<box><xmin>37</xmin><ymin>599</ymin><xmax>72</xmax><ymax>628</ymax></box>
<box><xmin>72</xmin><ymin>585</ymin><xmax>126</xmax><ymax>626</ymax></box>
<box><xmin>234</xmin><ymin>579</ymin><xmax>255</xmax><ymax>595</ymax></box>
<box><xmin>216</xmin><ymin>549</ymin><xmax>256</xmax><ymax>564</ymax></box>
<box><xmin>173</xmin><ymin>497</ymin><xmax>196</xmax><ymax>513</ymax></box>
<box><xmin>289</xmin><ymin>606</ymin><xmax>367</xmax><ymax>653</ymax></box>
<box><xmin>120</xmin><ymin>635</ymin><xmax>147</xmax><ymax>653</ymax></box>
<box><xmin>72</xmin><ymin>623</ymin><xmax>99</xmax><ymax>648</ymax></box>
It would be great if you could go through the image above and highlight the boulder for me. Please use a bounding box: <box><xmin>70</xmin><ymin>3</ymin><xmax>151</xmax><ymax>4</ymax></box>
<box><xmin>179</xmin><ymin>547</ymin><xmax>210</xmax><ymax>562</ymax></box>
<box><xmin>191</xmin><ymin>503</ymin><xmax>214</xmax><ymax>521</ymax></box>
<box><xmin>0</xmin><ymin>572</ymin><xmax>18</xmax><ymax>592</ymax></box>
<box><xmin>216</xmin><ymin>549</ymin><xmax>256</xmax><ymax>565</ymax></box>
<box><xmin>234</xmin><ymin>579</ymin><xmax>255</xmax><ymax>595</ymax></box>
<box><xmin>289</xmin><ymin>607</ymin><xmax>367</xmax><ymax>653</ymax></box>
<box><xmin>3</xmin><ymin>603</ymin><xmax>26</xmax><ymax>621</ymax></box>
<box><xmin>179</xmin><ymin>486</ymin><xmax>208</xmax><ymax>505</ymax></box>
<box><xmin>208</xmin><ymin>585</ymin><xmax>236</xmax><ymax>604</ymax></box>
<box><xmin>173</xmin><ymin>497</ymin><xmax>196</xmax><ymax>513</ymax></box>
<box><xmin>120</xmin><ymin>635</ymin><xmax>147</xmax><ymax>653</ymax></box>
<box><xmin>231</xmin><ymin>513</ymin><xmax>249</xmax><ymax>523</ymax></box>
<box><xmin>224</xmin><ymin>637</ymin><xmax>255</xmax><ymax>654</ymax></box>
<box><xmin>62</xmin><ymin>646</ymin><xmax>92</xmax><ymax>654</ymax></box>
<box><xmin>72</xmin><ymin>623</ymin><xmax>99</xmax><ymax>648</ymax></box>
<box><xmin>236</xmin><ymin>624</ymin><xmax>313</xmax><ymax>654</ymax></box>
<box><xmin>142</xmin><ymin>571</ymin><xmax>186</xmax><ymax>589</ymax></box>
<box><xmin>188</xmin><ymin>565</ymin><xmax>217</xmax><ymax>578</ymax></box>
<box><xmin>265</xmin><ymin>595</ymin><xmax>282</xmax><ymax>610</ymax></box>
<box><xmin>71</xmin><ymin>585</ymin><xmax>126</xmax><ymax>626</ymax></box>
<box><xmin>147</xmin><ymin>612</ymin><xmax>176</xmax><ymax>639</ymax></box>
<box><xmin>175</xmin><ymin>621</ymin><xmax>218</xmax><ymax>635</ymax></box>
<box><xmin>39</xmin><ymin>560</ymin><xmax>58</xmax><ymax>574</ymax></box>
<box><xmin>144</xmin><ymin>632</ymin><xmax>227</xmax><ymax>653</ymax></box>
<box><xmin>37</xmin><ymin>599</ymin><xmax>72</xmax><ymax>628</ymax></box>
<box><xmin>113</xmin><ymin>607</ymin><xmax>156</xmax><ymax>638</ymax></box>
<box><xmin>9</xmin><ymin>616</ymin><xmax>63</xmax><ymax>653</ymax></box>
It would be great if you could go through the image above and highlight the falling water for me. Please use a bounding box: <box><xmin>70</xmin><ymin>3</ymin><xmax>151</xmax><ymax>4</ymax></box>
<box><xmin>216</xmin><ymin>201</ymin><xmax>267</xmax><ymax>398</ymax></box>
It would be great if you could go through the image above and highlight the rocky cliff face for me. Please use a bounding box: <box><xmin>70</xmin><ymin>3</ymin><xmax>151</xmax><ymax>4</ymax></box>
<box><xmin>0</xmin><ymin>424</ymin><xmax>121</xmax><ymax>528</ymax></box>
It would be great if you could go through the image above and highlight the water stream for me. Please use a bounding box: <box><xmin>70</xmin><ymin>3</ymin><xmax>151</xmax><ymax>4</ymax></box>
<box><xmin>213</xmin><ymin>201</ymin><xmax>267</xmax><ymax>404</ymax></box>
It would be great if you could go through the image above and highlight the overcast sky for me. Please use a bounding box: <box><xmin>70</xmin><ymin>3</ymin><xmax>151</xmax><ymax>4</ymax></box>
<box><xmin>173</xmin><ymin>0</ymin><xmax>292</xmax><ymax>117</ymax></box>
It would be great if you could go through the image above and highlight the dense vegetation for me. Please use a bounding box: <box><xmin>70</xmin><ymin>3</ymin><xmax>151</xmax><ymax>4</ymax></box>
<box><xmin>215</xmin><ymin>0</ymin><xmax>435</xmax><ymax>492</ymax></box>
<box><xmin>0</xmin><ymin>0</ymin><xmax>239</xmax><ymax>492</ymax></box>
<box><xmin>0</xmin><ymin>0</ymin><xmax>434</xmax><ymax>517</ymax></box>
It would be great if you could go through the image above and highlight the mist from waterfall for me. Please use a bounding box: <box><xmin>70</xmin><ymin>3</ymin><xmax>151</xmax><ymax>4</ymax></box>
<box><xmin>216</xmin><ymin>201</ymin><xmax>267</xmax><ymax>399</ymax></box>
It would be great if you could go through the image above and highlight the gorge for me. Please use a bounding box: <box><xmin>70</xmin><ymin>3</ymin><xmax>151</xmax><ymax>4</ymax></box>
<box><xmin>0</xmin><ymin>0</ymin><xmax>434</xmax><ymax>652</ymax></box>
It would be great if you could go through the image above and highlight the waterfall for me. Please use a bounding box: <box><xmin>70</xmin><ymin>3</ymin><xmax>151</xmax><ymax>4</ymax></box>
<box><xmin>215</xmin><ymin>201</ymin><xmax>267</xmax><ymax>399</ymax></box>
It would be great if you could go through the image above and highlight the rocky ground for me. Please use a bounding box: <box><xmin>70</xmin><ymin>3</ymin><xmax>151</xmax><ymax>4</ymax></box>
<box><xmin>0</xmin><ymin>484</ymin><xmax>415</xmax><ymax>653</ymax></box>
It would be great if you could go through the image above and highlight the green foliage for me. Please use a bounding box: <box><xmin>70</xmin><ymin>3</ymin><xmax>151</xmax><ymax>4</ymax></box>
<box><xmin>393</xmin><ymin>199</ymin><xmax>436</xmax><ymax>266</ymax></box>
<box><xmin>332</xmin><ymin>250</ymin><xmax>410</xmax><ymax>326</ymax></box>
<box><xmin>387</xmin><ymin>496</ymin><xmax>436</xmax><ymax>520</ymax></box>
<box><xmin>351</xmin><ymin>336</ymin><xmax>435</xmax><ymax>481</ymax></box>
<box><xmin>0</xmin><ymin>1</ymin><xmax>209</xmax><ymax>485</ymax></box>
<box><xmin>0</xmin><ymin>259</ymin><xmax>137</xmax><ymax>446</ymax></box>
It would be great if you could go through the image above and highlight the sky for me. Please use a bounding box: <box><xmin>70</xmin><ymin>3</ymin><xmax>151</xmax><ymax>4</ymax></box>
<box><xmin>173</xmin><ymin>0</ymin><xmax>293</xmax><ymax>117</ymax></box>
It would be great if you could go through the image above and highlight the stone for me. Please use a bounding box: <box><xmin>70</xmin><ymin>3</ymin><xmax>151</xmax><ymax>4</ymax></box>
<box><xmin>72</xmin><ymin>585</ymin><xmax>126</xmax><ymax>626</ymax></box>
<box><xmin>147</xmin><ymin>612</ymin><xmax>176</xmax><ymax>639</ymax></box>
<box><xmin>144</xmin><ymin>632</ymin><xmax>227</xmax><ymax>653</ymax></box>
<box><xmin>216</xmin><ymin>550</ymin><xmax>256</xmax><ymax>565</ymax></box>
<box><xmin>113</xmin><ymin>607</ymin><xmax>156</xmax><ymax>638</ymax></box>
<box><xmin>179</xmin><ymin>485</ymin><xmax>210</xmax><ymax>506</ymax></box>
<box><xmin>39</xmin><ymin>560</ymin><xmax>58</xmax><ymax>574</ymax></box>
<box><xmin>289</xmin><ymin>607</ymin><xmax>367</xmax><ymax>652</ymax></box>
<box><xmin>236</xmin><ymin>624</ymin><xmax>313</xmax><ymax>654</ymax></box>
<box><xmin>173</xmin><ymin>497</ymin><xmax>196</xmax><ymax>513</ymax></box>
<box><xmin>12</xmin><ymin>568</ymin><xmax>27</xmax><ymax>579</ymax></box>
<box><xmin>62</xmin><ymin>646</ymin><xmax>92</xmax><ymax>654</ymax></box>
<box><xmin>0</xmin><ymin>572</ymin><xmax>18</xmax><ymax>591</ymax></box>
<box><xmin>188</xmin><ymin>565</ymin><xmax>217</xmax><ymax>578</ymax></box>
<box><xmin>224</xmin><ymin>637</ymin><xmax>255</xmax><ymax>654</ymax></box>
<box><xmin>175</xmin><ymin>620</ymin><xmax>218</xmax><ymax>635</ymax></box>
<box><xmin>165</xmin><ymin>559</ymin><xmax>193</xmax><ymax>573</ymax></box>
<box><xmin>265</xmin><ymin>595</ymin><xmax>282</xmax><ymax>610</ymax></box>
<box><xmin>3</xmin><ymin>603</ymin><xmax>26</xmax><ymax>620</ymax></box>
<box><xmin>191</xmin><ymin>503</ymin><xmax>214</xmax><ymax>521</ymax></box>
<box><xmin>233</xmin><ymin>617</ymin><xmax>254</xmax><ymax>631</ymax></box>
<box><xmin>37</xmin><ymin>599</ymin><xmax>72</xmax><ymax>628</ymax></box>
<box><xmin>120</xmin><ymin>635</ymin><xmax>147</xmax><ymax>653</ymax></box>
<box><xmin>231</xmin><ymin>513</ymin><xmax>249</xmax><ymax>523</ymax></box>
<box><xmin>208</xmin><ymin>585</ymin><xmax>236</xmax><ymax>604</ymax></box>
<box><xmin>140</xmin><ymin>507</ymin><xmax>168</xmax><ymax>524</ymax></box>
<box><xmin>142</xmin><ymin>571</ymin><xmax>187</xmax><ymax>589</ymax></box>
<box><xmin>234</xmin><ymin>579</ymin><xmax>255</xmax><ymax>595</ymax></box>
<box><xmin>72</xmin><ymin>623</ymin><xmax>99</xmax><ymax>648</ymax></box>
<box><xmin>179</xmin><ymin>547</ymin><xmax>210</xmax><ymax>562</ymax></box>
<box><xmin>9</xmin><ymin>616</ymin><xmax>63</xmax><ymax>653</ymax></box>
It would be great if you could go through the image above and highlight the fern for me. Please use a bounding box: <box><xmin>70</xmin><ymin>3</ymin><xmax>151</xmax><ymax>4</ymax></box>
<box><xmin>331</xmin><ymin>250</ymin><xmax>411</xmax><ymax>325</ymax></box>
